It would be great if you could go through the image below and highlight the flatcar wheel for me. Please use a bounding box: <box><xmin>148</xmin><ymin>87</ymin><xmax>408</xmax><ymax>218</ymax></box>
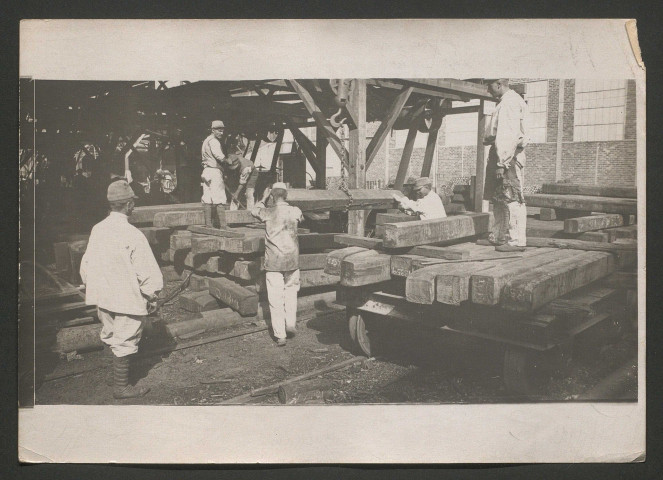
<box><xmin>503</xmin><ymin>347</ymin><xmax>549</xmax><ymax>397</ymax></box>
<box><xmin>347</xmin><ymin>309</ymin><xmax>359</xmax><ymax>344</ymax></box>
<box><xmin>355</xmin><ymin>313</ymin><xmax>374</xmax><ymax>357</ymax></box>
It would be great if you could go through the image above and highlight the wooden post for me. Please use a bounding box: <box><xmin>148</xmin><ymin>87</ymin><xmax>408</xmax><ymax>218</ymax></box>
<box><xmin>394</xmin><ymin>126</ymin><xmax>417</xmax><ymax>191</ymax></box>
<box><xmin>473</xmin><ymin>100</ymin><xmax>489</xmax><ymax>212</ymax></box>
<box><xmin>316</xmin><ymin>127</ymin><xmax>327</xmax><ymax>188</ymax></box>
<box><xmin>365</xmin><ymin>86</ymin><xmax>413</xmax><ymax>168</ymax></box>
<box><xmin>555</xmin><ymin>79</ymin><xmax>564</xmax><ymax>182</ymax></box>
<box><xmin>420</xmin><ymin>99</ymin><xmax>445</xmax><ymax>178</ymax></box>
<box><xmin>347</xmin><ymin>79</ymin><xmax>367</xmax><ymax>236</ymax></box>
<box><xmin>250</xmin><ymin>138</ymin><xmax>261</xmax><ymax>163</ymax></box>
<box><xmin>269</xmin><ymin>128</ymin><xmax>284</xmax><ymax>172</ymax></box>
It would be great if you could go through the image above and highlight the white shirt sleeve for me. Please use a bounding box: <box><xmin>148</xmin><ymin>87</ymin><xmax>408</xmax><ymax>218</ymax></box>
<box><xmin>130</xmin><ymin>232</ymin><xmax>164</xmax><ymax>298</ymax></box>
<box><xmin>210</xmin><ymin>138</ymin><xmax>226</xmax><ymax>163</ymax></box>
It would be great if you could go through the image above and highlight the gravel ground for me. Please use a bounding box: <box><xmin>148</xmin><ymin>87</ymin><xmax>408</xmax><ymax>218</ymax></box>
<box><xmin>35</xmin><ymin>282</ymin><xmax>638</xmax><ymax>406</ymax></box>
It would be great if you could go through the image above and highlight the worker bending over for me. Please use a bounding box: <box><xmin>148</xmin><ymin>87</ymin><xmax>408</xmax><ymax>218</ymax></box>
<box><xmin>80</xmin><ymin>180</ymin><xmax>163</xmax><ymax>399</ymax></box>
<box><xmin>200</xmin><ymin>120</ymin><xmax>228</xmax><ymax>227</ymax></box>
<box><xmin>392</xmin><ymin>177</ymin><xmax>447</xmax><ymax>220</ymax></box>
<box><xmin>484</xmin><ymin>79</ymin><xmax>529</xmax><ymax>252</ymax></box>
<box><xmin>224</xmin><ymin>153</ymin><xmax>259</xmax><ymax>210</ymax></box>
<box><xmin>251</xmin><ymin>182</ymin><xmax>304</xmax><ymax>346</ymax></box>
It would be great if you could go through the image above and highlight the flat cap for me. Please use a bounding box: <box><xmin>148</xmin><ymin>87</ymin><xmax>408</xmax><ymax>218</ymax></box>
<box><xmin>412</xmin><ymin>177</ymin><xmax>432</xmax><ymax>190</ymax></box>
<box><xmin>107</xmin><ymin>179</ymin><xmax>138</xmax><ymax>202</ymax></box>
<box><xmin>272</xmin><ymin>182</ymin><xmax>287</xmax><ymax>190</ymax></box>
<box><xmin>211</xmin><ymin>120</ymin><xmax>225</xmax><ymax>129</ymax></box>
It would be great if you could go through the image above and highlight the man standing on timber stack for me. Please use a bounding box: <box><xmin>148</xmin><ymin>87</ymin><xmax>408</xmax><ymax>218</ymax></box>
<box><xmin>391</xmin><ymin>177</ymin><xmax>447</xmax><ymax>220</ymax></box>
<box><xmin>80</xmin><ymin>180</ymin><xmax>163</xmax><ymax>399</ymax></box>
<box><xmin>251</xmin><ymin>182</ymin><xmax>304</xmax><ymax>346</ymax></box>
<box><xmin>200</xmin><ymin>120</ymin><xmax>228</xmax><ymax>227</ymax></box>
<box><xmin>484</xmin><ymin>79</ymin><xmax>529</xmax><ymax>252</ymax></box>
<box><xmin>224</xmin><ymin>152</ymin><xmax>259</xmax><ymax>211</ymax></box>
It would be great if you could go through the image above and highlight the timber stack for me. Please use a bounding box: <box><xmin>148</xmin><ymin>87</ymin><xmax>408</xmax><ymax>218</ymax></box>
<box><xmin>39</xmin><ymin>189</ymin><xmax>399</xmax><ymax>354</ymax></box>
<box><xmin>332</xmin><ymin>202</ymin><xmax>636</xmax><ymax>321</ymax></box>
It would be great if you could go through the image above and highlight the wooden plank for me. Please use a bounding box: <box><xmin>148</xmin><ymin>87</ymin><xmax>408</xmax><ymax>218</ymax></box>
<box><xmin>190</xmin><ymin>236</ymin><xmax>224</xmax><ymax>255</ymax></box>
<box><xmin>316</xmin><ymin>126</ymin><xmax>327</xmax><ymax>188</ymax></box>
<box><xmin>170</xmin><ymin>230</ymin><xmax>194</xmax><ymax>250</ymax></box>
<box><xmin>184</xmin><ymin>253</ymin><xmax>221</xmax><ymax>273</ymax></box>
<box><xmin>564</xmin><ymin>214</ymin><xmax>624</xmax><ymax>233</ymax></box>
<box><xmin>340</xmin><ymin>253</ymin><xmax>392</xmax><ymax>287</ymax></box>
<box><xmin>366</xmin><ymin>86</ymin><xmax>413</xmax><ymax>168</ymax></box>
<box><xmin>226</xmin><ymin>259</ymin><xmax>262</xmax><ymax>281</ymax></box>
<box><xmin>541</xmin><ymin>184</ymin><xmax>637</xmax><ymax>199</ymax></box>
<box><xmin>68</xmin><ymin>240</ymin><xmax>88</xmax><ymax>285</ymax></box>
<box><xmin>153</xmin><ymin>210</ymin><xmax>207</xmax><ymax>228</ymax></box>
<box><xmin>333</xmin><ymin>234</ymin><xmax>383</xmax><ymax>249</ymax></box>
<box><xmin>375</xmin><ymin>213</ymin><xmax>418</xmax><ymax>225</ymax></box>
<box><xmin>525</xmin><ymin>194</ymin><xmax>636</xmax><ymax>215</ymax></box>
<box><xmin>189</xmin><ymin>274</ymin><xmax>210</xmax><ymax>292</ymax></box>
<box><xmin>382</xmin><ymin>213</ymin><xmax>492</xmax><ymax>248</ymax></box>
<box><xmin>541</xmin><ymin>285</ymin><xmax>618</xmax><ymax>320</ymax></box>
<box><xmin>179</xmin><ymin>291</ymin><xmax>222</xmax><ymax>313</ymax></box>
<box><xmin>390</xmin><ymin>254</ymin><xmax>429</xmax><ymax>277</ymax></box>
<box><xmin>435</xmin><ymin>249</ymin><xmax>552</xmax><ymax>306</ymax></box>
<box><xmin>539</xmin><ymin>208</ymin><xmax>557</xmax><ymax>221</ymax></box>
<box><xmin>325</xmin><ymin>246</ymin><xmax>370</xmax><ymax>275</ymax></box>
<box><xmin>299</xmin><ymin>253</ymin><xmax>329</xmax><ymax>271</ymax></box>
<box><xmin>286</xmin><ymin>189</ymin><xmax>398</xmax><ymax>212</ymax></box>
<box><xmin>188</xmin><ymin>225</ymin><xmax>246</xmax><ymax>238</ymax></box>
<box><xmin>288</xmin><ymin>123</ymin><xmax>322</xmax><ymax>176</ymax></box>
<box><xmin>208</xmin><ymin>277</ymin><xmax>259</xmax><ymax>316</ymax></box>
<box><xmin>526</xmin><ymin>219</ymin><xmax>611</xmax><ymax>243</ymax></box>
<box><xmin>138</xmin><ymin>227</ymin><xmax>172</xmax><ymax>247</ymax></box>
<box><xmin>225</xmin><ymin>210</ymin><xmax>259</xmax><ymax>225</ymax></box>
<box><xmin>129</xmin><ymin>203</ymin><xmax>205</xmax><ymax>224</ymax></box>
<box><xmin>609</xmin><ymin>224</ymin><xmax>638</xmax><ymax>240</ymax></box>
<box><xmin>526</xmin><ymin>237</ymin><xmax>637</xmax><ymax>253</ymax></box>
<box><xmin>393</xmin><ymin>125</ymin><xmax>418</xmax><ymax>191</ymax></box>
<box><xmin>501</xmin><ymin>251</ymin><xmax>616</xmax><ymax>311</ymax></box>
<box><xmin>470</xmin><ymin>248</ymin><xmax>578</xmax><ymax>305</ymax></box>
<box><xmin>407</xmin><ymin>244</ymin><xmax>473</xmax><ymax>260</ymax></box>
<box><xmin>348</xmin><ymin>78</ymin><xmax>367</xmax><ymax>236</ymax></box>
<box><xmin>300</xmin><ymin>269</ymin><xmax>340</xmax><ymax>288</ymax></box>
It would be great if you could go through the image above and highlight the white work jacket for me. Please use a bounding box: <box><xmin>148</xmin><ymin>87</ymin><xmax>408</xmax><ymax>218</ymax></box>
<box><xmin>398</xmin><ymin>190</ymin><xmax>447</xmax><ymax>220</ymax></box>
<box><xmin>487</xmin><ymin>89</ymin><xmax>529</xmax><ymax>168</ymax></box>
<box><xmin>80</xmin><ymin>212</ymin><xmax>163</xmax><ymax>316</ymax></box>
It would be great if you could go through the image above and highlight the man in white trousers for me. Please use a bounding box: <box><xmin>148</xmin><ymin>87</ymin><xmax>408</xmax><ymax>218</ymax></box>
<box><xmin>250</xmin><ymin>182</ymin><xmax>304</xmax><ymax>346</ymax></box>
<box><xmin>484</xmin><ymin>78</ymin><xmax>529</xmax><ymax>252</ymax></box>
<box><xmin>80</xmin><ymin>179</ymin><xmax>163</xmax><ymax>399</ymax></box>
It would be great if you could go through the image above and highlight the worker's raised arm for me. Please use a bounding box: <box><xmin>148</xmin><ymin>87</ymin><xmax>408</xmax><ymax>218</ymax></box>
<box><xmin>130</xmin><ymin>232</ymin><xmax>164</xmax><ymax>300</ymax></box>
<box><xmin>251</xmin><ymin>187</ymin><xmax>271</xmax><ymax>220</ymax></box>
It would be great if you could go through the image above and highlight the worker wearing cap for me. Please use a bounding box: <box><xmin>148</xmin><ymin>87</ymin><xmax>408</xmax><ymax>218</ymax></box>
<box><xmin>200</xmin><ymin>120</ymin><xmax>228</xmax><ymax>226</ymax></box>
<box><xmin>79</xmin><ymin>180</ymin><xmax>163</xmax><ymax>399</ymax></box>
<box><xmin>251</xmin><ymin>182</ymin><xmax>304</xmax><ymax>346</ymax></box>
<box><xmin>224</xmin><ymin>153</ymin><xmax>259</xmax><ymax>210</ymax></box>
<box><xmin>391</xmin><ymin>177</ymin><xmax>447</xmax><ymax>220</ymax></box>
<box><xmin>484</xmin><ymin>79</ymin><xmax>529</xmax><ymax>252</ymax></box>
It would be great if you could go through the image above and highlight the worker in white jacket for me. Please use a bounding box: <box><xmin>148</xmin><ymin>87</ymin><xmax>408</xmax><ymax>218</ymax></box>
<box><xmin>200</xmin><ymin>120</ymin><xmax>228</xmax><ymax>226</ymax></box>
<box><xmin>80</xmin><ymin>179</ymin><xmax>163</xmax><ymax>399</ymax></box>
<box><xmin>392</xmin><ymin>177</ymin><xmax>447</xmax><ymax>220</ymax></box>
<box><xmin>484</xmin><ymin>78</ymin><xmax>529</xmax><ymax>252</ymax></box>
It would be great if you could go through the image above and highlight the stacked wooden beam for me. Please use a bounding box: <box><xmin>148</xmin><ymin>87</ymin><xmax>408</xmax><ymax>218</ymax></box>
<box><xmin>526</xmin><ymin>183</ymin><xmax>637</xmax><ymax>217</ymax></box>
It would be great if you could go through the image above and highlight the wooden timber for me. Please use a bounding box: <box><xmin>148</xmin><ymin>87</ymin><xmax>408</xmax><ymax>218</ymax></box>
<box><xmin>470</xmin><ymin>248</ymin><xmax>578</xmax><ymax>305</ymax></box>
<box><xmin>375</xmin><ymin>213</ymin><xmax>418</xmax><ymax>225</ymax></box>
<box><xmin>286</xmin><ymin>189</ymin><xmax>399</xmax><ymax>212</ymax></box>
<box><xmin>208</xmin><ymin>277</ymin><xmax>259</xmax><ymax>316</ymax></box>
<box><xmin>541</xmin><ymin>285</ymin><xmax>619</xmax><ymax>321</ymax></box>
<box><xmin>190</xmin><ymin>236</ymin><xmax>224</xmax><ymax>255</ymax></box>
<box><xmin>501</xmin><ymin>251</ymin><xmax>615</xmax><ymax>312</ymax></box>
<box><xmin>299</xmin><ymin>269</ymin><xmax>340</xmax><ymax>288</ymax></box>
<box><xmin>564</xmin><ymin>214</ymin><xmax>624</xmax><ymax>233</ymax></box>
<box><xmin>525</xmin><ymin>193</ymin><xmax>636</xmax><ymax>215</ymax></box>
<box><xmin>393</xmin><ymin>125</ymin><xmax>417</xmax><ymax>191</ymax></box>
<box><xmin>539</xmin><ymin>208</ymin><xmax>557</xmax><ymax>221</ymax></box>
<box><xmin>526</xmin><ymin>237</ymin><xmax>637</xmax><ymax>253</ymax></box>
<box><xmin>179</xmin><ymin>291</ymin><xmax>222</xmax><ymax>313</ymax></box>
<box><xmin>602</xmin><ymin>271</ymin><xmax>637</xmax><ymax>290</ymax></box>
<box><xmin>138</xmin><ymin>227</ymin><xmax>172</xmax><ymax>247</ymax></box>
<box><xmin>540</xmin><ymin>184</ymin><xmax>637</xmax><ymax>199</ymax></box>
<box><xmin>382</xmin><ymin>213</ymin><xmax>492</xmax><ymax>248</ymax></box>
<box><xmin>325</xmin><ymin>247</ymin><xmax>371</xmax><ymax>275</ymax></box>
<box><xmin>333</xmin><ymin>234</ymin><xmax>383</xmax><ymax>249</ymax></box>
<box><xmin>365</xmin><ymin>86</ymin><xmax>413</xmax><ymax>168</ymax></box>
<box><xmin>340</xmin><ymin>253</ymin><xmax>392</xmax><ymax>287</ymax></box>
<box><xmin>153</xmin><ymin>210</ymin><xmax>207</xmax><ymax>228</ymax></box>
<box><xmin>187</xmin><ymin>225</ymin><xmax>246</xmax><ymax>238</ymax></box>
<box><xmin>434</xmin><ymin>248</ymin><xmax>552</xmax><ymax>306</ymax></box>
<box><xmin>526</xmin><ymin>219</ymin><xmax>611</xmax><ymax>243</ymax></box>
<box><xmin>130</xmin><ymin>203</ymin><xmax>208</xmax><ymax>224</ymax></box>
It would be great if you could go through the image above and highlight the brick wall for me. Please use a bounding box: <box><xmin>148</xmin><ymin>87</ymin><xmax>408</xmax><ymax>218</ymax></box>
<box><xmin>560</xmin><ymin>141</ymin><xmax>637</xmax><ymax>186</ymax></box>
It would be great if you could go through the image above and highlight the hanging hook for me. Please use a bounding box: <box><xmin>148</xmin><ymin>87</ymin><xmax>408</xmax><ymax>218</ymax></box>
<box><xmin>329</xmin><ymin>108</ymin><xmax>347</xmax><ymax>128</ymax></box>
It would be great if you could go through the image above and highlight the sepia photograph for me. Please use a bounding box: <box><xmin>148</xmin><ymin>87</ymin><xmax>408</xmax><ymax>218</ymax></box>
<box><xmin>16</xmin><ymin>19</ymin><xmax>645</xmax><ymax>464</ymax></box>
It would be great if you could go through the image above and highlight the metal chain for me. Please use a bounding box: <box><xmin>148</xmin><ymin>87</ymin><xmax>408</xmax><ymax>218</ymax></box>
<box><xmin>337</xmin><ymin>125</ymin><xmax>354</xmax><ymax>212</ymax></box>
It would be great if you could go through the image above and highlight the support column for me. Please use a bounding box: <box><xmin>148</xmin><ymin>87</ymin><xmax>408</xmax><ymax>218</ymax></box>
<box><xmin>473</xmin><ymin>100</ymin><xmax>489</xmax><ymax>212</ymax></box>
<box><xmin>316</xmin><ymin>127</ymin><xmax>327</xmax><ymax>189</ymax></box>
<box><xmin>555</xmin><ymin>79</ymin><xmax>564</xmax><ymax>182</ymax></box>
<box><xmin>394</xmin><ymin>126</ymin><xmax>417</xmax><ymax>191</ymax></box>
<box><xmin>347</xmin><ymin>79</ymin><xmax>367</xmax><ymax>236</ymax></box>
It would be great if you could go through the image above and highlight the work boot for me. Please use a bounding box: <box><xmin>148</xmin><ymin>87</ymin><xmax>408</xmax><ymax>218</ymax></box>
<box><xmin>286</xmin><ymin>328</ymin><xmax>297</xmax><ymax>339</ymax></box>
<box><xmin>495</xmin><ymin>244</ymin><xmax>526</xmax><ymax>253</ymax></box>
<box><xmin>276</xmin><ymin>338</ymin><xmax>287</xmax><ymax>347</ymax></box>
<box><xmin>113</xmin><ymin>355</ymin><xmax>150</xmax><ymax>399</ymax></box>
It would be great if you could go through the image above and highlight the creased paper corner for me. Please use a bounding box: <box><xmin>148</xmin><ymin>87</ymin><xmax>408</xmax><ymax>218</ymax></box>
<box><xmin>625</xmin><ymin>19</ymin><xmax>645</xmax><ymax>71</ymax></box>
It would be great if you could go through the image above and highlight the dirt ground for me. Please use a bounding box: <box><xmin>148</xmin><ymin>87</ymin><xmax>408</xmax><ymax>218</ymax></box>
<box><xmin>35</xmin><ymin>280</ymin><xmax>638</xmax><ymax>406</ymax></box>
